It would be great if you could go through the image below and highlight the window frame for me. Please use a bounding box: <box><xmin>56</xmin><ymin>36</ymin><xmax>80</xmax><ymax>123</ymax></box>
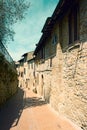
<box><xmin>68</xmin><ymin>3</ymin><xmax>79</xmax><ymax>45</ymax></box>
<box><xmin>24</xmin><ymin>68</ymin><xmax>26</xmax><ymax>74</ymax></box>
<box><xmin>52</xmin><ymin>34</ymin><xmax>58</xmax><ymax>45</ymax></box>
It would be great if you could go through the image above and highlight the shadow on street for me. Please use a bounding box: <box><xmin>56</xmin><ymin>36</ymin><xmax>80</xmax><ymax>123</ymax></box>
<box><xmin>24</xmin><ymin>96</ymin><xmax>46</xmax><ymax>109</ymax></box>
<box><xmin>0</xmin><ymin>87</ymin><xmax>46</xmax><ymax>130</ymax></box>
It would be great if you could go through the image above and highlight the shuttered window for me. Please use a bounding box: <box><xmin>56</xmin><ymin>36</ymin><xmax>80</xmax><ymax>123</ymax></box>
<box><xmin>68</xmin><ymin>4</ymin><xmax>79</xmax><ymax>45</ymax></box>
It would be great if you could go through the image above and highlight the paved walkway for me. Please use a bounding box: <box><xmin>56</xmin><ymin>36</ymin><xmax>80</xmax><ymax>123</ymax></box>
<box><xmin>0</xmin><ymin>87</ymin><xmax>82</xmax><ymax>130</ymax></box>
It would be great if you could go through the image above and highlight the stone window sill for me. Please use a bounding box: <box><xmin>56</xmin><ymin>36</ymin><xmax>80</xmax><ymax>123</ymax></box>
<box><xmin>63</xmin><ymin>40</ymin><xmax>81</xmax><ymax>52</ymax></box>
<box><xmin>68</xmin><ymin>40</ymin><xmax>80</xmax><ymax>51</ymax></box>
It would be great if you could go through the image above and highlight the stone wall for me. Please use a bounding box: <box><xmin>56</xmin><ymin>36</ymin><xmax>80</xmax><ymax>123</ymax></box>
<box><xmin>48</xmin><ymin>1</ymin><xmax>87</xmax><ymax>129</ymax></box>
<box><xmin>34</xmin><ymin>0</ymin><xmax>87</xmax><ymax>129</ymax></box>
<box><xmin>46</xmin><ymin>40</ymin><xmax>87</xmax><ymax>130</ymax></box>
<box><xmin>62</xmin><ymin>42</ymin><xmax>87</xmax><ymax>130</ymax></box>
<box><xmin>0</xmin><ymin>53</ymin><xmax>18</xmax><ymax>106</ymax></box>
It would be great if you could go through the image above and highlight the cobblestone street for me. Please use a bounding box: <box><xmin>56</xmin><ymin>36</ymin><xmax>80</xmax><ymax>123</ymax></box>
<box><xmin>0</xmin><ymin>87</ymin><xmax>82</xmax><ymax>130</ymax></box>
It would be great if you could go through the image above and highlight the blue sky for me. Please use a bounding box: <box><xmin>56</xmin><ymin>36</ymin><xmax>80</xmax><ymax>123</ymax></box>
<box><xmin>7</xmin><ymin>0</ymin><xmax>59</xmax><ymax>61</ymax></box>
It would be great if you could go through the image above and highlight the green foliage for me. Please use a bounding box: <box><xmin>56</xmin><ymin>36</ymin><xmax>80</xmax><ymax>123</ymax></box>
<box><xmin>0</xmin><ymin>53</ymin><xmax>4</xmax><ymax>61</ymax></box>
<box><xmin>0</xmin><ymin>0</ymin><xmax>30</xmax><ymax>44</ymax></box>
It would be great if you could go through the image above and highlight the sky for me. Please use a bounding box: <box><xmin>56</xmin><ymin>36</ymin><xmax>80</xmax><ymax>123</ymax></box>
<box><xmin>7</xmin><ymin>0</ymin><xmax>59</xmax><ymax>61</ymax></box>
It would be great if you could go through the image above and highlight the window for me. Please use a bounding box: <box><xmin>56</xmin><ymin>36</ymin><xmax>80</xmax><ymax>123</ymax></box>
<box><xmin>52</xmin><ymin>34</ymin><xmax>58</xmax><ymax>45</ymax></box>
<box><xmin>33</xmin><ymin>71</ymin><xmax>35</xmax><ymax>77</ymax></box>
<box><xmin>31</xmin><ymin>63</ymin><xmax>33</xmax><ymax>69</ymax></box>
<box><xmin>41</xmin><ymin>47</ymin><xmax>45</xmax><ymax>59</ymax></box>
<box><xmin>21</xmin><ymin>72</ymin><xmax>23</xmax><ymax>77</ymax></box>
<box><xmin>39</xmin><ymin>47</ymin><xmax>45</xmax><ymax>63</ymax></box>
<box><xmin>68</xmin><ymin>4</ymin><xmax>79</xmax><ymax>45</ymax></box>
<box><xmin>50</xmin><ymin>58</ymin><xmax>52</xmax><ymax>67</ymax></box>
<box><xmin>24</xmin><ymin>68</ymin><xmax>26</xmax><ymax>74</ymax></box>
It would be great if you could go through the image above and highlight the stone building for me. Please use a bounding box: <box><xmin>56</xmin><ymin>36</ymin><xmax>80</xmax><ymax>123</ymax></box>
<box><xmin>16</xmin><ymin>58</ymin><xmax>24</xmax><ymax>88</ymax></box>
<box><xmin>33</xmin><ymin>0</ymin><xmax>87</xmax><ymax>129</ymax></box>
<box><xmin>27</xmin><ymin>57</ymin><xmax>36</xmax><ymax>92</ymax></box>
<box><xmin>17</xmin><ymin>51</ymin><xmax>34</xmax><ymax>89</ymax></box>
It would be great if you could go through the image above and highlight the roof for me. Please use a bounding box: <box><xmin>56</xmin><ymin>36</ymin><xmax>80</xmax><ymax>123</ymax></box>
<box><xmin>42</xmin><ymin>17</ymin><xmax>52</xmax><ymax>33</ymax></box>
<box><xmin>15</xmin><ymin>61</ymin><xmax>20</xmax><ymax>65</ymax></box>
<box><xmin>27</xmin><ymin>57</ymin><xmax>35</xmax><ymax>63</ymax></box>
<box><xmin>22</xmin><ymin>51</ymin><xmax>34</xmax><ymax>61</ymax></box>
<box><xmin>34</xmin><ymin>0</ymin><xmax>78</xmax><ymax>55</ymax></box>
<box><xmin>22</xmin><ymin>53</ymin><xmax>27</xmax><ymax>57</ymax></box>
<box><xmin>34</xmin><ymin>19</ymin><xmax>53</xmax><ymax>55</ymax></box>
<box><xmin>18</xmin><ymin>58</ymin><xmax>24</xmax><ymax>63</ymax></box>
<box><xmin>22</xmin><ymin>51</ymin><xmax>33</xmax><ymax>57</ymax></box>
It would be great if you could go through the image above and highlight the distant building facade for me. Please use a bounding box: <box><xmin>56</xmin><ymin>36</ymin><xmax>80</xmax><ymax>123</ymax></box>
<box><xmin>17</xmin><ymin>51</ymin><xmax>34</xmax><ymax>89</ymax></box>
<box><xmin>27</xmin><ymin>58</ymin><xmax>36</xmax><ymax>92</ymax></box>
<box><xmin>16</xmin><ymin>58</ymin><xmax>24</xmax><ymax>88</ymax></box>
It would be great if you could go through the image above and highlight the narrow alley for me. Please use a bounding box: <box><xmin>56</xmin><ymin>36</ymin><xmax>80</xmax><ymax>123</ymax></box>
<box><xmin>0</xmin><ymin>86</ymin><xmax>81</xmax><ymax>130</ymax></box>
<box><xmin>0</xmin><ymin>0</ymin><xmax>87</xmax><ymax>130</ymax></box>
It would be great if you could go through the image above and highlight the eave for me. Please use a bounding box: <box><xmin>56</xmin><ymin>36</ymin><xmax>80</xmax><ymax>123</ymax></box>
<box><xmin>34</xmin><ymin>0</ymin><xmax>78</xmax><ymax>55</ymax></box>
